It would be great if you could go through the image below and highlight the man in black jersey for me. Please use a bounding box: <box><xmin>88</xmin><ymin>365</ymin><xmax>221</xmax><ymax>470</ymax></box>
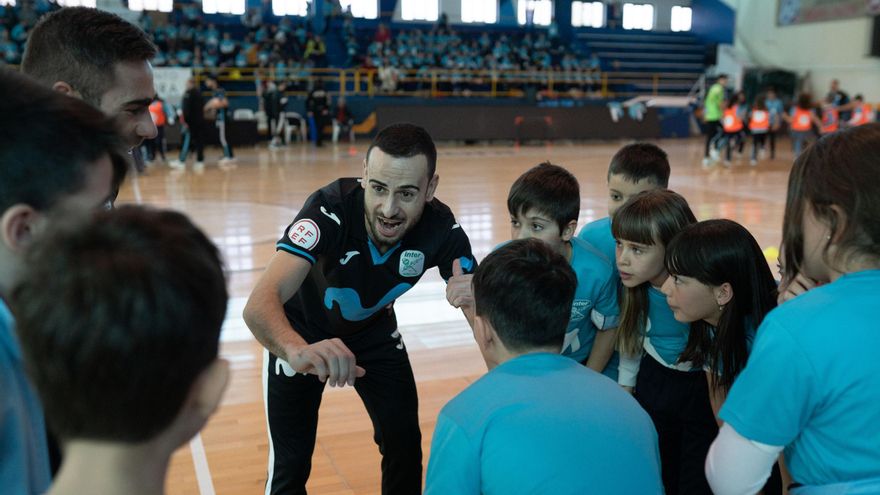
<box><xmin>244</xmin><ymin>123</ymin><xmax>476</xmax><ymax>495</ymax></box>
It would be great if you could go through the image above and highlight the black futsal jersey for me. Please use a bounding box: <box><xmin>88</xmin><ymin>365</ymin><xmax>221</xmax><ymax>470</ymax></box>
<box><xmin>277</xmin><ymin>178</ymin><xmax>476</xmax><ymax>338</ymax></box>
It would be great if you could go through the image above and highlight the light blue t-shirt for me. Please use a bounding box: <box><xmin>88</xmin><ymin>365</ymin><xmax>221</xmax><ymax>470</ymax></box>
<box><xmin>644</xmin><ymin>286</ymin><xmax>692</xmax><ymax>369</ymax></box>
<box><xmin>426</xmin><ymin>353</ymin><xmax>663</xmax><ymax>495</ymax></box>
<box><xmin>766</xmin><ymin>98</ymin><xmax>785</xmax><ymax>126</ymax></box>
<box><xmin>721</xmin><ymin>270</ymin><xmax>880</xmax><ymax>487</ymax></box>
<box><xmin>564</xmin><ymin>237</ymin><xmax>620</xmax><ymax>379</ymax></box>
<box><xmin>0</xmin><ymin>300</ymin><xmax>51</xmax><ymax>494</ymax></box>
<box><xmin>577</xmin><ymin>216</ymin><xmax>616</xmax><ymax>270</ymax></box>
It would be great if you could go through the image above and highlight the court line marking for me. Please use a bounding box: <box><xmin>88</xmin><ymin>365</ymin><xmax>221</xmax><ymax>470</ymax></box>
<box><xmin>190</xmin><ymin>433</ymin><xmax>216</xmax><ymax>495</ymax></box>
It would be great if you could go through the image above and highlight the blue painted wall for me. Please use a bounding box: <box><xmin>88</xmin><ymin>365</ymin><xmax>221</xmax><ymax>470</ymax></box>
<box><xmin>691</xmin><ymin>0</ymin><xmax>735</xmax><ymax>45</ymax></box>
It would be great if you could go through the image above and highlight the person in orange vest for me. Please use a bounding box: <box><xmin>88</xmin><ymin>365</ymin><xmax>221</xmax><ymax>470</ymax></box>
<box><xmin>720</xmin><ymin>91</ymin><xmax>748</xmax><ymax>165</ymax></box>
<box><xmin>783</xmin><ymin>93</ymin><xmax>821</xmax><ymax>156</ymax></box>
<box><xmin>748</xmin><ymin>95</ymin><xmax>771</xmax><ymax>166</ymax></box>
<box><xmin>145</xmin><ymin>96</ymin><xmax>173</xmax><ymax>163</ymax></box>
<box><xmin>819</xmin><ymin>96</ymin><xmax>840</xmax><ymax>135</ymax></box>
<box><xmin>845</xmin><ymin>94</ymin><xmax>875</xmax><ymax>127</ymax></box>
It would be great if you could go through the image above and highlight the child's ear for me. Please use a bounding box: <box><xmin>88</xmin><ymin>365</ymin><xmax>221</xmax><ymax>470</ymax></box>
<box><xmin>160</xmin><ymin>358</ymin><xmax>229</xmax><ymax>450</ymax></box>
<box><xmin>473</xmin><ymin>314</ymin><xmax>492</xmax><ymax>349</ymax></box>
<box><xmin>715</xmin><ymin>282</ymin><xmax>733</xmax><ymax>307</ymax></box>
<box><xmin>827</xmin><ymin>204</ymin><xmax>848</xmax><ymax>245</ymax></box>
<box><xmin>192</xmin><ymin>359</ymin><xmax>230</xmax><ymax>420</ymax></box>
<box><xmin>1</xmin><ymin>204</ymin><xmax>41</xmax><ymax>254</ymax></box>
<box><xmin>561</xmin><ymin>219</ymin><xmax>578</xmax><ymax>241</ymax></box>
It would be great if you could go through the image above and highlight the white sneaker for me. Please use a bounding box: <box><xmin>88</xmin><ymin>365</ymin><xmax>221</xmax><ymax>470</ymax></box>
<box><xmin>709</xmin><ymin>148</ymin><xmax>720</xmax><ymax>161</ymax></box>
<box><xmin>702</xmin><ymin>157</ymin><xmax>714</xmax><ymax>169</ymax></box>
<box><xmin>750</xmin><ymin>159</ymin><xmax>758</xmax><ymax>166</ymax></box>
<box><xmin>168</xmin><ymin>159</ymin><xmax>185</xmax><ymax>170</ymax></box>
<box><xmin>193</xmin><ymin>161</ymin><xmax>205</xmax><ymax>173</ymax></box>
<box><xmin>723</xmin><ymin>160</ymin><xmax>732</xmax><ymax>168</ymax></box>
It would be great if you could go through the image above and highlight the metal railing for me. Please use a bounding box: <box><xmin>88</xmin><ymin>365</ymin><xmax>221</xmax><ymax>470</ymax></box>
<box><xmin>191</xmin><ymin>66</ymin><xmax>701</xmax><ymax>99</ymax></box>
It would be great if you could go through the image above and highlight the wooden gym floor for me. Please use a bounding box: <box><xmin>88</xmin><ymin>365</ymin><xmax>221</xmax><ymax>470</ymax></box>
<box><xmin>117</xmin><ymin>137</ymin><xmax>793</xmax><ymax>495</ymax></box>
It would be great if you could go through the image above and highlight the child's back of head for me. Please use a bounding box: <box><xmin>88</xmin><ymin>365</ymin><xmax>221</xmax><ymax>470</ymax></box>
<box><xmin>13</xmin><ymin>205</ymin><xmax>229</xmax><ymax>450</ymax></box>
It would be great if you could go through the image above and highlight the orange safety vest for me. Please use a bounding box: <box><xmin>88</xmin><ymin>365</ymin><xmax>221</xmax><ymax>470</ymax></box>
<box><xmin>722</xmin><ymin>106</ymin><xmax>744</xmax><ymax>133</ymax></box>
<box><xmin>149</xmin><ymin>100</ymin><xmax>167</xmax><ymax>127</ymax></box>
<box><xmin>850</xmin><ymin>103</ymin><xmax>875</xmax><ymax>126</ymax></box>
<box><xmin>749</xmin><ymin>109</ymin><xmax>770</xmax><ymax>132</ymax></box>
<box><xmin>820</xmin><ymin>106</ymin><xmax>839</xmax><ymax>134</ymax></box>
<box><xmin>791</xmin><ymin>108</ymin><xmax>813</xmax><ymax>132</ymax></box>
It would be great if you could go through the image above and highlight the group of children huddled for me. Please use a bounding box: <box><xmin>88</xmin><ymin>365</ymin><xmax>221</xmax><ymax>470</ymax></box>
<box><xmin>440</xmin><ymin>128</ymin><xmax>880</xmax><ymax>494</ymax></box>
<box><xmin>703</xmin><ymin>74</ymin><xmax>876</xmax><ymax>168</ymax></box>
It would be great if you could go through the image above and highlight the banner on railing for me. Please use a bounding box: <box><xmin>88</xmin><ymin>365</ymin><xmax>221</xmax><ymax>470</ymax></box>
<box><xmin>153</xmin><ymin>67</ymin><xmax>193</xmax><ymax>108</ymax></box>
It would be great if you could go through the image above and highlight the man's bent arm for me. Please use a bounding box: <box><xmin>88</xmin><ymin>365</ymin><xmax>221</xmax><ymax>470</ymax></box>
<box><xmin>243</xmin><ymin>252</ymin><xmax>312</xmax><ymax>360</ymax></box>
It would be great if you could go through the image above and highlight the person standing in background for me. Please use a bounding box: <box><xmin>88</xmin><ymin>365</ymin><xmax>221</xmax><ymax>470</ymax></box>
<box><xmin>702</xmin><ymin>74</ymin><xmax>728</xmax><ymax>167</ymax></box>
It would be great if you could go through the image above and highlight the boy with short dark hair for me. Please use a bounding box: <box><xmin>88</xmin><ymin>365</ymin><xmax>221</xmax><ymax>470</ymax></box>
<box><xmin>12</xmin><ymin>206</ymin><xmax>229</xmax><ymax>495</ymax></box>
<box><xmin>427</xmin><ymin>239</ymin><xmax>662</xmax><ymax>494</ymax></box>
<box><xmin>577</xmin><ymin>142</ymin><xmax>671</xmax><ymax>265</ymax></box>
<box><xmin>449</xmin><ymin>162</ymin><xmax>620</xmax><ymax>379</ymax></box>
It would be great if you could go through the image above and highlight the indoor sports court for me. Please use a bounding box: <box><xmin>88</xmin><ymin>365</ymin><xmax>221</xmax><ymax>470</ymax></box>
<box><xmin>131</xmin><ymin>139</ymin><xmax>796</xmax><ymax>494</ymax></box>
<box><xmin>3</xmin><ymin>0</ymin><xmax>879</xmax><ymax>494</ymax></box>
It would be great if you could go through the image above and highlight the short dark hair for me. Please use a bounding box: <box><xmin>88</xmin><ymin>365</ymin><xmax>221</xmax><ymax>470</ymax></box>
<box><xmin>366</xmin><ymin>123</ymin><xmax>438</xmax><ymax>179</ymax></box>
<box><xmin>472</xmin><ymin>238</ymin><xmax>577</xmax><ymax>353</ymax></box>
<box><xmin>0</xmin><ymin>68</ymin><xmax>127</xmax><ymax>213</ymax></box>
<box><xmin>607</xmin><ymin>143</ymin><xmax>670</xmax><ymax>187</ymax></box>
<box><xmin>13</xmin><ymin>206</ymin><xmax>228</xmax><ymax>442</ymax></box>
<box><xmin>21</xmin><ymin>7</ymin><xmax>156</xmax><ymax>106</ymax></box>
<box><xmin>507</xmin><ymin>162</ymin><xmax>580</xmax><ymax>231</ymax></box>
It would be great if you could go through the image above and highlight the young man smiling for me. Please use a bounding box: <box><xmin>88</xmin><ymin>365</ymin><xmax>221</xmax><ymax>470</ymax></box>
<box><xmin>22</xmin><ymin>7</ymin><xmax>158</xmax><ymax>173</ymax></box>
<box><xmin>244</xmin><ymin>123</ymin><xmax>476</xmax><ymax>495</ymax></box>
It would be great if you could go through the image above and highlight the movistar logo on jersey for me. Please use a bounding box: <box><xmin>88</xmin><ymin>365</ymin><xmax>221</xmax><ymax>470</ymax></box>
<box><xmin>399</xmin><ymin>250</ymin><xmax>425</xmax><ymax>277</ymax></box>
<box><xmin>324</xmin><ymin>283</ymin><xmax>413</xmax><ymax>321</ymax></box>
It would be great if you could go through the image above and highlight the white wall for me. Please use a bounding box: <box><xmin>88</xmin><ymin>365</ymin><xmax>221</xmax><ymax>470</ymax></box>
<box><xmin>723</xmin><ymin>0</ymin><xmax>880</xmax><ymax>101</ymax></box>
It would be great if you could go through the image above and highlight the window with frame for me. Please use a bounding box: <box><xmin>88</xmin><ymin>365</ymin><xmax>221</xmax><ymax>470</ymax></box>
<box><xmin>400</xmin><ymin>0</ymin><xmax>439</xmax><ymax>22</ymax></box>
<box><xmin>271</xmin><ymin>0</ymin><xmax>310</xmax><ymax>16</ymax></box>
<box><xmin>202</xmin><ymin>0</ymin><xmax>245</xmax><ymax>15</ymax></box>
<box><xmin>461</xmin><ymin>0</ymin><xmax>497</xmax><ymax>24</ymax></box>
<box><xmin>517</xmin><ymin>0</ymin><xmax>552</xmax><ymax>26</ymax></box>
<box><xmin>128</xmin><ymin>0</ymin><xmax>173</xmax><ymax>13</ymax></box>
<box><xmin>571</xmin><ymin>1</ymin><xmax>605</xmax><ymax>28</ymax></box>
<box><xmin>671</xmin><ymin>6</ymin><xmax>693</xmax><ymax>32</ymax></box>
<box><xmin>339</xmin><ymin>0</ymin><xmax>378</xmax><ymax>19</ymax></box>
<box><xmin>56</xmin><ymin>0</ymin><xmax>97</xmax><ymax>7</ymax></box>
<box><xmin>622</xmin><ymin>3</ymin><xmax>654</xmax><ymax>31</ymax></box>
